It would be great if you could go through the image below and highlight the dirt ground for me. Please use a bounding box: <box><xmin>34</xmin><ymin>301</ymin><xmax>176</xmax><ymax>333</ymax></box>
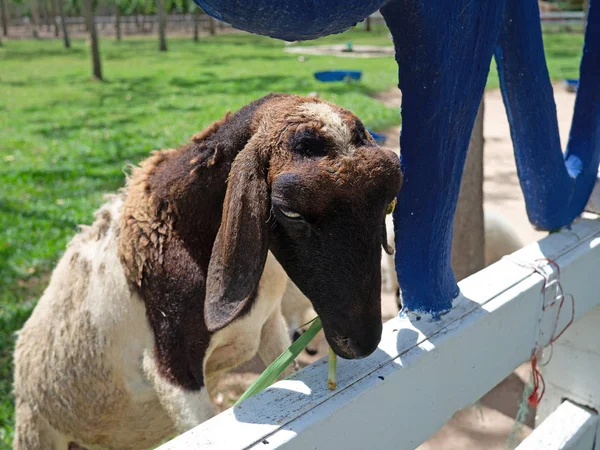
<box><xmin>214</xmin><ymin>84</ymin><xmax>577</xmax><ymax>448</ymax></box>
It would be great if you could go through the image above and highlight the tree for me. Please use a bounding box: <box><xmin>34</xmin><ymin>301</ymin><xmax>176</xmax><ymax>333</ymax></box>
<box><xmin>81</xmin><ymin>0</ymin><xmax>102</xmax><ymax>79</ymax></box>
<box><xmin>1</xmin><ymin>0</ymin><xmax>9</xmax><ymax>36</ymax></box>
<box><xmin>115</xmin><ymin>3</ymin><xmax>121</xmax><ymax>40</ymax></box>
<box><xmin>584</xmin><ymin>0</ymin><xmax>590</xmax><ymax>21</ymax></box>
<box><xmin>31</xmin><ymin>0</ymin><xmax>41</xmax><ymax>38</ymax></box>
<box><xmin>209</xmin><ymin>15</ymin><xmax>215</xmax><ymax>35</ymax></box>
<box><xmin>156</xmin><ymin>0</ymin><xmax>167</xmax><ymax>51</ymax></box>
<box><xmin>50</xmin><ymin>0</ymin><xmax>59</xmax><ymax>36</ymax></box>
<box><xmin>193</xmin><ymin>7</ymin><xmax>199</xmax><ymax>41</ymax></box>
<box><xmin>365</xmin><ymin>15</ymin><xmax>371</xmax><ymax>32</ymax></box>
<box><xmin>57</xmin><ymin>0</ymin><xmax>70</xmax><ymax>48</ymax></box>
<box><xmin>41</xmin><ymin>0</ymin><xmax>51</xmax><ymax>31</ymax></box>
<box><xmin>451</xmin><ymin>101</ymin><xmax>485</xmax><ymax>281</ymax></box>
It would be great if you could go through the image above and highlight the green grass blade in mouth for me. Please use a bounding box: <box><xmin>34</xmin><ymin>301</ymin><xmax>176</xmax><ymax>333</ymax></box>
<box><xmin>328</xmin><ymin>347</ymin><xmax>337</xmax><ymax>390</ymax></box>
<box><xmin>235</xmin><ymin>317</ymin><xmax>323</xmax><ymax>405</ymax></box>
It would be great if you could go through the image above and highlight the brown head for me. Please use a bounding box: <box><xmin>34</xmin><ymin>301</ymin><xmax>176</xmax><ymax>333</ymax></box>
<box><xmin>205</xmin><ymin>94</ymin><xmax>402</xmax><ymax>360</ymax></box>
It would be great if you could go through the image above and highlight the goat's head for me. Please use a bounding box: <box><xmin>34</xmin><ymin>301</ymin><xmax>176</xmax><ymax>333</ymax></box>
<box><xmin>205</xmin><ymin>94</ymin><xmax>402</xmax><ymax>360</ymax></box>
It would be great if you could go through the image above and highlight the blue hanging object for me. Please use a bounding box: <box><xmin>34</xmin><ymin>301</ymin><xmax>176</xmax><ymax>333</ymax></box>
<box><xmin>314</xmin><ymin>70</ymin><xmax>362</xmax><ymax>82</ymax></box>
<box><xmin>384</xmin><ymin>0</ymin><xmax>599</xmax><ymax>315</ymax></box>
<box><xmin>495</xmin><ymin>0</ymin><xmax>600</xmax><ymax>232</ymax></box>
<box><xmin>193</xmin><ymin>0</ymin><xmax>387</xmax><ymax>41</ymax></box>
<box><xmin>193</xmin><ymin>0</ymin><xmax>600</xmax><ymax>317</ymax></box>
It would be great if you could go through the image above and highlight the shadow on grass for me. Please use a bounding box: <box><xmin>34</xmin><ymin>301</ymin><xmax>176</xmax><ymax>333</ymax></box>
<box><xmin>0</xmin><ymin>46</ymin><xmax>86</xmax><ymax>61</ymax></box>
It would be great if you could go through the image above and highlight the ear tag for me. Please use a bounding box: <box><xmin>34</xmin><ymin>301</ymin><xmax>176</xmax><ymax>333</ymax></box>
<box><xmin>386</xmin><ymin>198</ymin><xmax>397</xmax><ymax>215</ymax></box>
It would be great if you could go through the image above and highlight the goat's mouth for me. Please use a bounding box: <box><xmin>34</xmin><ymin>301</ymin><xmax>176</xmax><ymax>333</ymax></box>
<box><xmin>325</xmin><ymin>330</ymin><xmax>381</xmax><ymax>360</ymax></box>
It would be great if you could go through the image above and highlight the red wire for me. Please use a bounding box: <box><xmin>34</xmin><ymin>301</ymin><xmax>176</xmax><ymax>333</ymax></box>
<box><xmin>527</xmin><ymin>258</ymin><xmax>574</xmax><ymax>407</ymax></box>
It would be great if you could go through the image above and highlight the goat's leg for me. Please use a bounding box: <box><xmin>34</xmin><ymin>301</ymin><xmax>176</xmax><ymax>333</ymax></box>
<box><xmin>142</xmin><ymin>350</ymin><xmax>215</xmax><ymax>433</ymax></box>
<box><xmin>258</xmin><ymin>306</ymin><xmax>298</xmax><ymax>379</ymax></box>
<box><xmin>13</xmin><ymin>397</ymin><xmax>68</xmax><ymax>450</ymax></box>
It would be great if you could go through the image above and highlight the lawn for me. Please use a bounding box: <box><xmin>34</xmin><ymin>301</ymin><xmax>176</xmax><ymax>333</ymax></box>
<box><xmin>0</xmin><ymin>26</ymin><xmax>584</xmax><ymax>448</ymax></box>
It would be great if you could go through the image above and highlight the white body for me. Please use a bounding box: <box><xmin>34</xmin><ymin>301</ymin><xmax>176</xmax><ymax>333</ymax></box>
<box><xmin>13</xmin><ymin>196</ymin><xmax>292</xmax><ymax>450</ymax></box>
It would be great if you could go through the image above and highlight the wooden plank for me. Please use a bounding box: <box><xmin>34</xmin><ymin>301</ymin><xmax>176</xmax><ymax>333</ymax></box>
<box><xmin>540</xmin><ymin>11</ymin><xmax>585</xmax><ymax>20</ymax></box>
<box><xmin>536</xmin><ymin>304</ymin><xmax>600</xmax><ymax>425</ymax></box>
<box><xmin>516</xmin><ymin>401</ymin><xmax>599</xmax><ymax>450</ymax></box>
<box><xmin>158</xmin><ymin>218</ymin><xmax>600</xmax><ymax>450</ymax></box>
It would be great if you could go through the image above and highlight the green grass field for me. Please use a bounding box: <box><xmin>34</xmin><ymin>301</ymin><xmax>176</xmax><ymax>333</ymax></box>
<box><xmin>0</xmin><ymin>27</ymin><xmax>584</xmax><ymax>447</ymax></box>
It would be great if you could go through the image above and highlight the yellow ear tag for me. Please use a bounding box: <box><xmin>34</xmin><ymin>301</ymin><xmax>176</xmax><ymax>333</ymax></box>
<box><xmin>386</xmin><ymin>198</ymin><xmax>397</xmax><ymax>215</ymax></box>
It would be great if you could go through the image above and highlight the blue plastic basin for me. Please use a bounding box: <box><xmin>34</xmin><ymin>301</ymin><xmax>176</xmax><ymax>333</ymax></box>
<box><xmin>564</xmin><ymin>79</ymin><xmax>579</xmax><ymax>92</ymax></box>
<box><xmin>367</xmin><ymin>129</ymin><xmax>387</xmax><ymax>145</ymax></box>
<box><xmin>314</xmin><ymin>70</ymin><xmax>362</xmax><ymax>82</ymax></box>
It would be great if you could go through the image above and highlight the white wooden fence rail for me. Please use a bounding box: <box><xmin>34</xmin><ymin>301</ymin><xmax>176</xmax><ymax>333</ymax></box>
<box><xmin>516</xmin><ymin>401</ymin><xmax>599</xmax><ymax>450</ymax></box>
<box><xmin>158</xmin><ymin>209</ymin><xmax>600</xmax><ymax>450</ymax></box>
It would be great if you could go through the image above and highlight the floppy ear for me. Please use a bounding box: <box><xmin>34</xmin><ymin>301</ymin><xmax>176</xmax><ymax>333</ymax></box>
<box><xmin>205</xmin><ymin>137</ymin><xmax>271</xmax><ymax>332</ymax></box>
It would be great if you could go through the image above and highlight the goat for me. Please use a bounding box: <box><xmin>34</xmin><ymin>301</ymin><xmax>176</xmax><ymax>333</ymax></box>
<box><xmin>13</xmin><ymin>93</ymin><xmax>402</xmax><ymax>450</ymax></box>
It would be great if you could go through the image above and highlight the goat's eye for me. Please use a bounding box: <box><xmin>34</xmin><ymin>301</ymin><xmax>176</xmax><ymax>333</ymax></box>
<box><xmin>281</xmin><ymin>209</ymin><xmax>302</xmax><ymax>219</ymax></box>
<box><xmin>291</xmin><ymin>129</ymin><xmax>328</xmax><ymax>157</ymax></box>
<box><xmin>352</xmin><ymin>119</ymin><xmax>372</xmax><ymax>146</ymax></box>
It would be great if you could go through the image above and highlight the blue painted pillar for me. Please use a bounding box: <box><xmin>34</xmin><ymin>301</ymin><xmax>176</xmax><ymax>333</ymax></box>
<box><xmin>381</xmin><ymin>0</ymin><xmax>506</xmax><ymax>314</ymax></box>
<box><xmin>495</xmin><ymin>0</ymin><xmax>600</xmax><ymax>230</ymax></box>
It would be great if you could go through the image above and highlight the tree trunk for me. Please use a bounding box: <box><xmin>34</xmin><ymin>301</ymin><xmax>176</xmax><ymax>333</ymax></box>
<box><xmin>56</xmin><ymin>0</ymin><xmax>70</xmax><ymax>48</ymax></box>
<box><xmin>31</xmin><ymin>0</ymin><xmax>41</xmax><ymax>38</ymax></box>
<box><xmin>451</xmin><ymin>100</ymin><xmax>485</xmax><ymax>281</ymax></box>
<box><xmin>42</xmin><ymin>0</ymin><xmax>51</xmax><ymax>32</ymax></box>
<box><xmin>193</xmin><ymin>8</ymin><xmax>199</xmax><ymax>41</ymax></box>
<box><xmin>156</xmin><ymin>0</ymin><xmax>167</xmax><ymax>51</ymax></box>
<box><xmin>1</xmin><ymin>0</ymin><xmax>9</xmax><ymax>37</ymax></box>
<box><xmin>81</xmin><ymin>0</ymin><xmax>102</xmax><ymax>80</ymax></box>
<box><xmin>584</xmin><ymin>0</ymin><xmax>590</xmax><ymax>22</ymax></box>
<box><xmin>50</xmin><ymin>0</ymin><xmax>59</xmax><ymax>36</ymax></box>
<box><xmin>209</xmin><ymin>15</ymin><xmax>215</xmax><ymax>35</ymax></box>
<box><xmin>115</xmin><ymin>5</ymin><xmax>121</xmax><ymax>40</ymax></box>
<box><xmin>365</xmin><ymin>15</ymin><xmax>371</xmax><ymax>32</ymax></box>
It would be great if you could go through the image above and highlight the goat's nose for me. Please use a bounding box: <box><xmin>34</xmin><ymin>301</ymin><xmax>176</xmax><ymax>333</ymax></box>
<box><xmin>331</xmin><ymin>327</ymin><xmax>381</xmax><ymax>359</ymax></box>
<box><xmin>344</xmin><ymin>336</ymin><xmax>380</xmax><ymax>358</ymax></box>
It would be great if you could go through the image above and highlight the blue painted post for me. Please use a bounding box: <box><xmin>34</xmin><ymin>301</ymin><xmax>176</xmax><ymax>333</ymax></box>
<box><xmin>381</xmin><ymin>0</ymin><xmax>506</xmax><ymax>315</ymax></box>
<box><xmin>495</xmin><ymin>0</ymin><xmax>600</xmax><ymax>231</ymax></box>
